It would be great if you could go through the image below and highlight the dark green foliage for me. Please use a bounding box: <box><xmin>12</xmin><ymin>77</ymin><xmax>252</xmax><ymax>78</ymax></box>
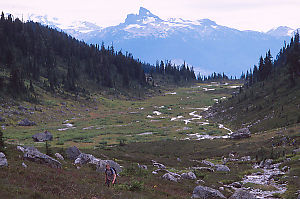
<box><xmin>0</xmin><ymin>13</ymin><xmax>147</xmax><ymax>97</ymax></box>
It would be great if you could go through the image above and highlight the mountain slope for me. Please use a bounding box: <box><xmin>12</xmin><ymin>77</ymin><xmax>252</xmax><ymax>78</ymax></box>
<box><xmin>204</xmin><ymin>33</ymin><xmax>300</xmax><ymax>132</ymax></box>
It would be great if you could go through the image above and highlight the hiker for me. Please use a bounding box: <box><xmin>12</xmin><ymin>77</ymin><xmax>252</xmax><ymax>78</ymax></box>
<box><xmin>105</xmin><ymin>164</ymin><xmax>116</xmax><ymax>187</ymax></box>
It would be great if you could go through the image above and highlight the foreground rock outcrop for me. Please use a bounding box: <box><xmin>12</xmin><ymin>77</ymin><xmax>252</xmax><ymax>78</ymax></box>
<box><xmin>192</xmin><ymin>185</ymin><xmax>226</xmax><ymax>199</ymax></box>
<box><xmin>18</xmin><ymin>118</ymin><xmax>36</xmax><ymax>126</ymax></box>
<box><xmin>18</xmin><ymin>146</ymin><xmax>61</xmax><ymax>169</ymax></box>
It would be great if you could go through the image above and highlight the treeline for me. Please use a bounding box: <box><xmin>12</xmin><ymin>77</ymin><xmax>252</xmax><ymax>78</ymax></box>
<box><xmin>241</xmin><ymin>32</ymin><xmax>300</xmax><ymax>87</ymax></box>
<box><xmin>197</xmin><ymin>72</ymin><xmax>230</xmax><ymax>82</ymax></box>
<box><xmin>143</xmin><ymin>60</ymin><xmax>196</xmax><ymax>84</ymax></box>
<box><xmin>0</xmin><ymin>12</ymin><xmax>146</xmax><ymax>98</ymax></box>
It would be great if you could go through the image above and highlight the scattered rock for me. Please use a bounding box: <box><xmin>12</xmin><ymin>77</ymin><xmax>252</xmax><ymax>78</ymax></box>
<box><xmin>219</xmin><ymin>187</ymin><xmax>224</xmax><ymax>191</ymax></box>
<box><xmin>229</xmin><ymin>189</ymin><xmax>255</xmax><ymax>199</ymax></box>
<box><xmin>75</xmin><ymin>153</ymin><xmax>100</xmax><ymax>165</ymax></box>
<box><xmin>293</xmin><ymin>148</ymin><xmax>300</xmax><ymax>154</ymax></box>
<box><xmin>230</xmin><ymin>128</ymin><xmax>251</xmax><ymax>139</ymax></box>
<box><xmin>260</xmin><ymin>159</ymin><xmax>273</xmax><ymax>169</ymax></box>
<box><xmin>32</xmin><ymin>131</ymin><xmax>53</xmax><ymax>142</ymax></box>
<box><xmin>240</xmin><ymin>156</ymin><xmax>251</xmax><ymax>161</ymax></box>
<box><xmin>18</xmin><ymin>118</ymin><xmax>36</xmax><ymax>126</ymax></box>
<box><xmin>55</xmin><ymin>153</ymin><xmax>64</xmax><ymax>160</ymax></box>
<box><xmin>196</xmin><ymin>179</ymin><xmax>205</xmax><ymax>184</ymax></box>
<box><xmin>162</xmin><ymin>173</ymin><xmax>179</xmax><ymax>182</ymax></box>
<box><xmin>21</xmin><ymin>146</ymin><xmax>61</xmax><ymax>169</ymax></box>
<box><xmin>0</xmin><ymin>152</ymin><xmax>8</xmax><ymax>167</ymax></box>
<box><xmin>152</xmin><ymin>160</ymin><xmax>166</xmax><ymax>169</ymax></box>
<box><xmin>138</xmin><ymin>163</ymin><xmax>148</xmax><ymax>170</ymax></box>
<box><xmin>181</xmin><ymin>171</ymin><xmax>197</xmax><ymax>180</ymax></box>
<box><xmin>0</xmin><ymin>116</ymin><xmax>5</xmax><ymax>122</ymax></box>
<box><xmin>201</xmin><ymin>160</ymin><xmax>215</xmax><ymax>167</ymax></box>
<box><xmin>22</xmin><ymin>162</ymin><xmax>27</xmax><ymax>168</ymax></box>
<box><xmin>192</xmin><ymin>167</ymin><xmax>215</xmax><ymax>172</ymax></box>
<box><xmin>231</xmin><ymin>182</ymin><xmax>242</xmax><ymax>188</ymax></box>
<box><xmin>215</xmin><ymin>164</ymin><xmax>230</xmax><ymax>172</ymax></box>
<box><xmin>192</xmin><ymin>185</ymin><xmax>226</xmax><ymax>199</ymax></box>
<box><xmin>66</xmin><ymin>146</ymin><xmax>81</xmax><ymax>160</ymax></box>
<box><xmin>177</xmin><ymin>157</ymin><xmax>182</xmax><ymax>162</ymax></box>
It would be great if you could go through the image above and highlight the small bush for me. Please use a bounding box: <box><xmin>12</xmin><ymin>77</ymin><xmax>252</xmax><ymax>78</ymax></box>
<box><xmin>129</xmin><ymin>180</ymin><xmax>144</xmax><ymax>191</ymax></box>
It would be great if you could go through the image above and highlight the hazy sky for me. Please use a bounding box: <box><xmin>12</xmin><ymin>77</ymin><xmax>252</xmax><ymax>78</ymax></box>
<box><xmin>2</xmin><ymin>0</ymin><xmax>300</xmax><ymax>31</ymax></box>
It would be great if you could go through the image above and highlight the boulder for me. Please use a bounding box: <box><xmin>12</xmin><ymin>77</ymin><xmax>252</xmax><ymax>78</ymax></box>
<box><xmin>0</xmin><ymin>152</ymin><xmax>8</xmax><ymax>167</ymax></box>
<box><xmin>231</xmin><ymin>182</ymin><xmax>242</xmax><ymax>188</ymax></box>
<box><xmin>66</xmin><ymin>146</ymin><xmax>81</xmax><ymax>160</ymax></box>
<box><xmin>181</xmin><ymin>171</ymin><xmax>197</xmax><ymax>180</ymax></box>
<box><xmin>17</xmin><ymin>145</ymin><xmax>38</xmax><ymax>153</ymax></box>
<box><xmin>240</xmin><ymin>156</ymin><xmax>251</xmax><ymax>161</ymax></box>
<box><xmin>230</xmin><ymin>128</ymin><xmax>251</xmax><ymax>139</ymax></box>
<box><xmin>201</xmin><ymin>160</ymin><xmax>215</xmax><ymax>167</ymax></box>
<box><xmin>32</xmin><ymin>131</ymin><xmax>53</xmax><ymax>142</ymax></box>
<box><xmin>229</xmin><ymin>189</ymin><xmax>255</xmax><ymax>199</ymax></box>
<box><xmin>192</xmin><ymin>185</ymin><xmax>226</xmax><ymax>199</ymax></box>
<box><xmin>215</xmin><ymin>164</ymin><xmax>230</xmax><ymax>172</ymax></box>
<box><xmin>18</xmin><ymin>118</ymin><xmax>36</xmax><ymax>126</ymax></box>
<box><xmin>0</xmin><ymin>116</ymin><xmax>5</xmax><ymax>122</ymax></box>
<box><xmin>21</xmin><ymin>146</ymin><xmax>61</xmax><ymax>169</ymax></box>
<box><xmin>96</xmin><ymin>159</ymin><xmax>122</xmax><ymax>173</ymax></box>
<box><xmin>162</xmin><ymin>173</ymin><xmax>179</xmax><ymax>182</ymax></box>
<box><xmin>260</xmin><ymin>159</ymin><xmax>273</xmax><ymax>169</ymax></box>
<box><xmin>192</xmin><ymin>167</ymin><xmax>215</xmax><ymax>172</ymax></box>
<box><xmin>75</xmin><ymin>153</ymin><xmax>100</xmax><ymax>165</ymax></box>
<box><xmin>138</xmin><ymin>163</ymin><xmax>148</xmax><ymax>170</ymax></box>
<box><xmin>55</xmin><ymin>153</ymin><xmax>64</xmax><ymax>160</ymax></box>
<box><xmin>22</xmin><ymin>162</ymin><xmax>27</xmax><ymax>168</ymax></box>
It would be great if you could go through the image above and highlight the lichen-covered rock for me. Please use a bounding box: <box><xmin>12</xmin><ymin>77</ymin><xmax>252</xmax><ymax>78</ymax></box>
<box><xmin>230</xmin><ymin>128</ymin><xmax>251</xmax><ymax>139</ymax></box>
<box><xmin>75</xmin><ymin>153</ymin><xmax>100</xmax><ymax>165</ymax></box>
<box><xmin>201</xmin><ymin>160</ymin><xmax>215</xmax><ymax>167</ymax></box>
<box><xmin>55</xmin><ymin>153</ymin><xmax>64</xmax><ymax>160</ymax></box>
<box><xmin>215</xmin><ymin>164</ymin><xmax>230</xmax><ymax>172</ymax></box>
<box><xmin>192</xmin><ymin>185</ymin><xmax>226</xmax><ymax>199</ymax></box>
<box><xmin>21</xmin><ymin>146</ymin><xmax>61</xmax><ymax>169</ymax></box>
<box><xmin>32</xmin><ymin>131</ymin><xmax>53</xmax><ymax>142</ymax></box>
<box><xmin>0</xmin><ymin>152</ymin><xmax>8</xmax><ymax>167</ymax></box>
<box><xmin>18</xmin><ymin>118</ymin><xmax>36</xmax><ymax>126</ymax></box>
<box><xmin>181</xmin><ymin>171</ymin><xmax>197</xmax><ymax>180</ymax></box>
<box><xmin>66</xmin><ymin>146</ymin><xmax>81</xmax><ymax>160</ymax></box>
<box><xmin>162</xmin><ymin>173</ymin><xmax>179</xmax><ymax>182</ymax></box>
<box><xmin>229</xmin><ymin>189</ymin><xmax>255</xmax><ymax>199</ymax></box>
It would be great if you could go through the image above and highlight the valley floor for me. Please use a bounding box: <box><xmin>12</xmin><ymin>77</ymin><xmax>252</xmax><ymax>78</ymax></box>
<box><xmin>0</xmin><ymin>82</ymin><xmax>299</xmax><ymax>198</ymax></box>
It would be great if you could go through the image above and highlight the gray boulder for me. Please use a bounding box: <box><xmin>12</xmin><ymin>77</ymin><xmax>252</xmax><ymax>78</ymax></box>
<box><xmin>260</xmin><ymin>159</ymin><xmax>273</xmax><ymax>169</ymax></box>
<box><xmin>230</xmin><ymin>128</ymin><xmax>251</xmax><ymax>139</ymax></box>
<box><xmin>181</xmin><ymin>171</ymin><xmax>197</xmax><ymax>180</ymax></box>
<box><xmin>96</xmin><ymin>159</ymin><xmax>122</xmax><ymax>173</ymax></box>
<box><xmin>162</xmin><ymin>173</ymin><xmax>179</xmax><ymax>182</ymax></box>
<box><xmin>215</xmin><ymin>164</ymin><xmax>230</xmax><ymax>172</ymax></box>
<box><xmin>138</xmin><ymin>163</ymin><xmax>148</xmax><ymax>170</ymax></box>
<box><xmin>192</xmin><ymin>185</ymin><xmax>226</xmax><ymax>199</ymax></box>
<box><xmin>66</xmin><ymin>146</ymin><xmax>81</xmax><ymax>160</ymax></box>
<box><xmin>231</xmin><ymin>182</ymin><xmax>242</xmax><ymax>188</ymax></box>
<box><xmin>229</xmin><ymin>189</ymin><xmax>256</xmax><ymax>199</ymax></box>
<box><xmin>18</xmin><ymin>118</ymin><xmax>36</xmax><ymax>126</ymax></box>
<box><xmin>21</xmin><ymin>146</ymin><xmax>61</xmax><ymax>169</ymax></box>
<box><xmin>32</xmin><ymin>131</ymin><xmax>53</xmax><ymax>142</ymax></box>
<box><xmin>55</xmin><ymin>153</ymin><xmax>64</xmax><ymax>160</ymax></box>
<box><xmin>192</xmin><ymin>167</ymin><xmax>215</xmax><ymax>172</ymax></box>
<box><xmin>152</xmin><ymin>160</ymin><xmax>166</xmax><ymax>169</ymax></box>
<box><xmin>75</xmin><ymin>153</ymin><xmax>100</xmax><ymax>165</ymax></box>
<box><xmin>22</xmin><ymin>162</ymin><xmax>27</xmax><ymax>168</ymax></box>
<box><xmin>201</xmin><ymin>160</ymin><xmax>215</xmax><ymax>167</ymax></box>
<box><xmin>0</xmin><ymin>152</ymin><xmax>8</xmax><ymax>167</ymax></box>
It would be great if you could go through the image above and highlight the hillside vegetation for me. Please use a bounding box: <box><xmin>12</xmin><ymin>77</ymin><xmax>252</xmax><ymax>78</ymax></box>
<box><xmin>205</xmin><ymin>33</ymin><xmax>300</xmax><ymax>132</ymax></box>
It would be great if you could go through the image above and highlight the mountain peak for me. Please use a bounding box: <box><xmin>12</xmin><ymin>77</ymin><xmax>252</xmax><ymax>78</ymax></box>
<box><xmin>139</xmin><ymin>7</ymin><xmax>151</xmax><ymax>16</ymax></box>
<box><xmin>125</xmin><ymin>7</ymin><xmax>161</xmax><ymax>24</ymax></box>
<box><xmin>267</xmin><ymin>26</ymin><xmax>295</xmax><ymax>37</ymax></box>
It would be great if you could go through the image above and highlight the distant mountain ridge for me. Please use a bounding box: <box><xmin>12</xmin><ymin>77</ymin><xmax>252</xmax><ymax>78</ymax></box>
<box><xmin>10</xmin><ymin>8</ymin><xmax>300</xmax><ymax>75</ymax></box>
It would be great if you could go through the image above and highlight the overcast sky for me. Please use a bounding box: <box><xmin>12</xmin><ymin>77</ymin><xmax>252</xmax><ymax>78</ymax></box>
<box><xmin>2</xmin><ymin>0</ymin><xmax>300</xmax><ymax>32</ymax></box>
